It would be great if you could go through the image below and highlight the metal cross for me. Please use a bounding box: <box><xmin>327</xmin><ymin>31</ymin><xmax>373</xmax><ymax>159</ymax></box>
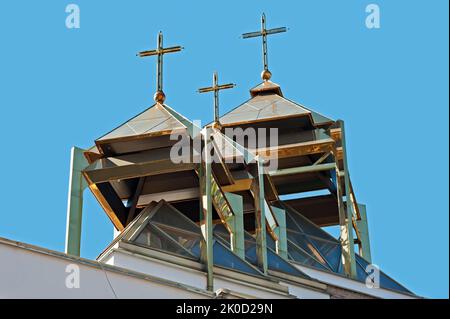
<box><xmin>242</xmin><ymin>13</ymin><xmax>287</xmax><ymax>81</ymax></box>
<box><xmin>198</xmin><ymin>72</ymin><xmax>235</xmax><ymax>124</ymax></box>
<box><xmin>137</xmin><ymin>31</ymin><xmax>183</xmax><ymax>103</ymax></box>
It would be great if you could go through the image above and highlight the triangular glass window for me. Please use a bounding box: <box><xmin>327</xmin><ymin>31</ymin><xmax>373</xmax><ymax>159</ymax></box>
<box><xmin>149</xmin><ymin>202</ymin><xmax>199</xmax><ymax>234</ymax></box>
<box><xmin>285</xmin><ymin>206</ymin><xmax>336</xmax><ymax>242</ymax></box>
<box><xmin>134</xmin><ymin>224</ymin><xmax>196</xmax><ymax>259</ymax></box>
<box><xmin>307</xmin><ymin>237</ymin><xmax>342</xmax><ymax>272</ymax></box>
<box><xmin>153</xmin><ymin>223</ymin><xmax>202</xmax><ymax>258</ymax></box>
<box><xmin>286</xmin><ymin>230</ymin><xmax>331</xmax><ymax>269</ymax></box>
<box><xmin>287</xmin><ymin>240</ymin><xmax>330</xmax><ymax>271</ymax></box>
<box><xmin>213</xmin><ymin>240</ymin><xmax>262</xmax><ymax>276</ymax></box>
<box><xmin>133</xmin><ymin>201</ymin><xmax>266</xmax><ymax>278</ymax></box>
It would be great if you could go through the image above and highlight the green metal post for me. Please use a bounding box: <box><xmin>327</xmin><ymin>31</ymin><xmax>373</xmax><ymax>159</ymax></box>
<box><xmin>65</xmin><ymin>146</ymin><xmax>88</xmax><ymax>256</ymax></box>
<box><xmin>338</xmin><ymin>120</ymin><xmax>357</xmax><ymax>278</ymax></box>
<box><xmin>271</xmin><ymin>206</ymin><xmax>288</xmax><ymax>259</ymax></box>
<box><xmin>200</xmin><ymin>129</ymin><xmax>214</xmax><ymax>291</ymax></box>
<box><xmin>225</xmin><ymin>192</ymin><xmax>245</xmax><ymax>259</ymax></box>
<box><xmin>356</xmin><ymin>204</ymin><xmax>372</xmax><ymax>263</ymax></box>
<box><xmin>254</xmin><ymin>157</ymin><xmax>268</xmax><ymax>274</ymax></box>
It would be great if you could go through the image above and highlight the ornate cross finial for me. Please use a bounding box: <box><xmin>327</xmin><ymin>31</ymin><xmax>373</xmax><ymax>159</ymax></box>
<box><xmin>137</xmin><ymin>32</ymin><xmax>183</xmax><ymax>103</ymax></box>
<box><xmin>198</xmin><ymin>72</ymin><xmax>235</xmax><ymax>126</ymax></box>
<box><xmin>242</xmin><ymin>13</ymin><xmax>287</xmax><ymax>81</ymax></box>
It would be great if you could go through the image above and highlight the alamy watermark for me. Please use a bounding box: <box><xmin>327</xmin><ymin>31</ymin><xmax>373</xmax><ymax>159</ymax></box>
<box><xmin>65</xmin><ymin>263</ymin><xmax>80</xmax><ymax>289</ymax></box>
<box><xmin>64</xmin><ymin>4</ymin><xmax>380</xmax><ymax>31</ymax></box>
<box><xmin>169</xmin><ymin>122</ymin><xmax>279</xmax><ymax>171</ymax></box>
<box><xmin>365</xmin><ymin>263</ymin><xmax>380</xmax><ymax>289</ymax></box>
<box><xmin>65</xmin><ymin>4</ymin><xmax>80</xmax><ymax>29</ymax></box>
<box><xmin>366</xmin><ymin>4</ymin><xmax>381</xmax><ymax>29</ymax></box>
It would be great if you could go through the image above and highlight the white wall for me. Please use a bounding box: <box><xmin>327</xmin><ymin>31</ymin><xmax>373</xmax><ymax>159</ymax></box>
<box><xmin>106</xmin><ymin>250</ymin><xmax>206</xmax><ymax>291</ymax></box>
<box><xmin>0</xmin><ymin>239</ymin><xmax>210</xmax><ymax>299</ymax></box>
<box><xmin>281</xmin><ymin>282</ymin><xmax>330</xmax><ymax>299</ymax></box>
<box><xmin>106</xmin><ymin>247</ymin><xmax>332</xmax><ymax>299</ymax></box>
<box><xmin>3</xmin><ymin>237</ymin><xmax>414</xmax><ymax>299</ymax></box>
<box><xmin>107</xmin><ymin>249</ymin><xmax>290</xmax><ymax>299</ymax></box>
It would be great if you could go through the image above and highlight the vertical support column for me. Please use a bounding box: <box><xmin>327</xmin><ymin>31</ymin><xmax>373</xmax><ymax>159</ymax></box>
<box><xmin>252</xmin><ymin>157</ymin><xmax>268</xmax><ymax>274</ymax></box>
<box><xmin>271</xmin><ymin>206</ymin><xmax>288</xmax><ymax>259</ymax></box>
<box><xmin>336</xmin><ymin>119</ymin><xmax>357</xmax><ymax>278</ymax></box>
<box><xmin>65</xmin><ymin>146</ymin><xmax>88</xmax><ymax>256</ymax></box>
<box><xmin>332</xmin><ymin>165</ymin><xmax>355</xmax><ymax>277</ymax></box>
<box><xmin>225</xmin><ymin>192</ymin><xmax>245</xmax><ymax>259</ymax></box>
<box><xmin>356</xmin><ymin>204</ymin><xmax>372</xmax><ymax>263</ymax></box>
<box><xmin>200</xmin><ymin>128</ymin><xmax>214</xmax><ymax>291</ymax></box>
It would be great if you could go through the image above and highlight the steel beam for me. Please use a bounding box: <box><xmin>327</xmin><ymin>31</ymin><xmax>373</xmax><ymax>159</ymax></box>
<box><xmin>336</xmin><ymin>120</ymin><xmax>357</xmax><ymax>278</ymax></box>
<box><xmin>65</xmin><ymin>147</ymin><xmax>89</xmax><ymax>256</ymax></box>
<box><xmin>83</xmin><ymin>154</ymin><xmax>195</xmax><ymax>184</ymax></box>
<box><xmin>356</xmin><ymin>204</ymin><xmax>372</xmax><ymax>263</ymax></box>
<box><xmin>200</xmin><ymin>129</ymin><xmax>214</xmax><ymax>291</ymax></box>
<box><xmin>225</xmin><ymin>192</ymin><xmax>245</xmax><ymax>259</ymax></box>
<box><xmin>254</xmin><ymin>139</ymin><xmax>334</xmax><ymax>160</ymax></box>
<box><xmin>253</xmin><ymin>157</ymin><xmax>268</xmax><ymax>274</ymax></box>
<box><xmin>332</xmin><ymin>164</ymin><xmax>356</xmax><ymax>278</ymax></box>
<box><xmin>271</xmin><ymin>205</ymin><xmax>288</xmax><ymax>259</ymax></box>
<box><xmin>126</xmin><ymin>177</ymin><xmax>146</xmax><ymax>225</ymax></box>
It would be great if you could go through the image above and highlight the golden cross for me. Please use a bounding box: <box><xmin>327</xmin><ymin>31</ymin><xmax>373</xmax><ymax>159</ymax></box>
<box><xmin>242</xmin><ymin>13</ymin><xmax>287</xmax><ymax>81</ymax></box>
<box><xmin>137</xmin><ymin>31</ymin><xmax>183</xmax><ymax>103</ymax></box>
<box><xmin>198</xmin><ymin>72</ymin><xmax>235</xmax><ymax>125</ymax></box>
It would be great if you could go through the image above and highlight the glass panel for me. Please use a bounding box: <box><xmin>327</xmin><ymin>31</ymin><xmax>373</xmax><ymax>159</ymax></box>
<box><xmin>264</xmin><ymin>200</ymin><xmax>278</xmax><ymax>231</ymax></box>
<box><xmin>287</xmin><ymin>230</ymin><xmax>330</xmax><ymax>269</ymax></box>
<box><xmin>213</xmin><ymin>241</ymin><xmax>262</xmax><ymax>276</ymax></box>
<box><xmin>266</xmin><ymin>249</ymin><xmax>309</xmax><ymax>278</ymax></box>
<box><xmin>244</xmin><ymin>243</ymin><xmax>310</xmax><ymax>278</ymax></box>
<box><xmin>287</xmin><ymin>241</ymin><xmax>330</xmax><ymax>271</ymax></box>
<box><xmin>242</xmin><ymin>231</ymin><xmax>310</xmax><ymax>278</ymax></box>
<box><xmin>150</xmin><ymin>203</ymin><xmax>200</xmax><ymax>234</ymax></box>
<box><xmin>211</xmin><ymin>176</ymin><xmax>233</xmax><ymax>220</ymax></box>
<box><xmin>308</xmin><ymin>237</ymin><xmax>342</xmax><ymax>272</ymax></box>
<box><xmin>245</xmin><ymin>243</ymin><xmax>258</xmax><ymax>265</ymax></box>
<box><xmin>355</xmin><ymin>260</ymin><xmax>371</xmax><ymax>284</ymax></box>
<box><xmin>151</xmin><ymin>205</ymin><xmax>262</xmax><ymax>277</ymax></box>
<box><xmin>154</xmin><ymin>223</ymin><xmax>202</xmax><ymax>258</ymax></box>
<box><xmin>285</xmin><ymin>207</ymin><xmax>302</xmax><ymax>232</ymax></box>
<box><xmin>134</xmin><ymin>224</ymin><xmax>195</xmax><ymax>259</ymax></box>
<box><xmin>286</xmin><ymin>208</ymin><xmax>337</xmax><ymax>242</ymax></box>
<box><xmin>355</xmin><ymin>255</ymin><xmax>411</xmax><ymax>294</ymax></box>
<box><xmin>213</xmin><ymin>223</ymin><xmax>233</xmax><ymax>249</ymax></box>
<box><xmin>265</xmin><ymin>229</ymin><xmax>277</xmax><ymax>251</ymax></box>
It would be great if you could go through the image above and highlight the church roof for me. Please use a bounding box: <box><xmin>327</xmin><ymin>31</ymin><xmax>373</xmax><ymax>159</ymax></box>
<box><xmin>220</xmin><ymin>93</ymin><xmax>311</xmax><ymax>126</ymax></box>
<box><xmin>94</xmin><ymin>103</ymin><xmax>192</xmax><ymax>156</ymax></box>
<box><xmin>249</xmin><ymin>81</ymin><xmax>283</xmax><ymax>97</ymax></box>
<box><xmin>219</xmin><ymin>81</ymin><xmax>334</xmax><ymax>128</ymax></box>
<box><xmin>97</xmin><ymin>103</ymin><xmax>187</xmax><ymax>143</ymax></box>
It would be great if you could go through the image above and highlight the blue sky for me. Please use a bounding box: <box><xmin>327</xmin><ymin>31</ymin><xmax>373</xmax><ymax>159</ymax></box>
<box><xmin>0</xmin><ymin>1</ymin><xmax>448</xmax><ymax>298</ymax></box>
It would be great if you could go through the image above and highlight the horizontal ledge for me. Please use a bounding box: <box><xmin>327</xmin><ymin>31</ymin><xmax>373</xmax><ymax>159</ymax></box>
<box><xmin>83</xmin><ymin>157</ymin><xmax>196</xmax><ymax>184</ymax></box>
<box><xmin>269</xmin><ymin>163</ymin><xmax>336</xmax><ymax>177</ymax></box>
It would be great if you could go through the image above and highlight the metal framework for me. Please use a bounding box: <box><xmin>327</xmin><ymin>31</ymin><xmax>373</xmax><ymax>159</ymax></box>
<box><xmin>62</xmin><ymin>20</ymin><xmax>411</xmax><ymax>294</ymax></box>
<box><xmin>65</xmin><ymin>147</ymin><xmax>88</xmax><ymax>256</ymax></box>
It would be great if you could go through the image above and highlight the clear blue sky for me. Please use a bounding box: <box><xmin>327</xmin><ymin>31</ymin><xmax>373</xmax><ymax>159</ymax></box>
<box><xmin>0</xmin><ymin>1</ymin><xmax>448</xmax><ymax>298</ymax></box>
